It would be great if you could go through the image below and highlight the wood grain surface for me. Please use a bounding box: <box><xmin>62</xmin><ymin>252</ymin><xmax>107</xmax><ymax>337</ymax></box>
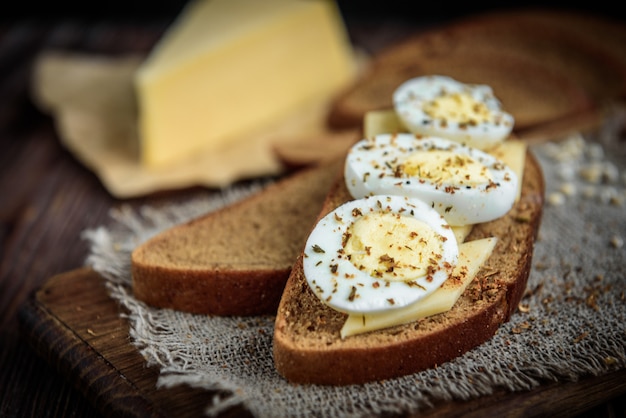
<box><xmin>2</xmin><ymin>9</ymin><xmax>626</xmax><ymax>418</ymax></box>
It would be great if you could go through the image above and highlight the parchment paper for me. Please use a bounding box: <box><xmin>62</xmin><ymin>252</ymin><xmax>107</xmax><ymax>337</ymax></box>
<box><xmin>31</xmin><ymin>51</ymin><xmax>343</xmax><ymax>198</ymax></box>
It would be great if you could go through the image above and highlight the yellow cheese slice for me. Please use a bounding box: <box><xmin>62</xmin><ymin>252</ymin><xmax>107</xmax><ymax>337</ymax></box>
<box><xmin>136</xmin><ymin>0</ymin><xmax>357</xmax><ymax>168</ymax></box>
<box><xmin>363</xmin><ymin>109</ymin><xmax>406</xmax><ymax>138</ymax></box>
<box><xmin>488</xmin><ymin>139</ymin><xmax>527</xmax><ymax>201</ymax></box>
<box><xmin>340</xmin><ymin>237</ymin><xmax>497</xmax><ymax>338</ymax></box>
<box><xmin>452</xmin><ymin>224</ymin><xmax>473</xmax><ymax>244</ymax></box>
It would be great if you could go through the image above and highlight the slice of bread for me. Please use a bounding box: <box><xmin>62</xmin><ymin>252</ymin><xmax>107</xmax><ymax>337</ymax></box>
<box><xmin>273</xmin><ymin>147</ymin><xmax>544</xmax><ymax>385</ymax></box>
<box><xmin>131</xmin><ymin>158</ymin><xmax>341</xmax><ymax>316</ymax></box>
<box><xmin>328</xmin><ymin>9</ymin><xmax>626</xmax><ymax>136</ymax></box>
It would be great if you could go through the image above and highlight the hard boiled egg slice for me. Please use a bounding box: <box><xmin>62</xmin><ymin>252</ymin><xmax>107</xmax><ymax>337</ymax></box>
<box><xmin>303</xmin><ymin>195</ymin><xmax>458</xmax><ymax>315</ymax></box>
<box><xmin>344</xmin><ymin>134</ymin><xmax>518</xmax><ymax>226</ymax></box>
<box><xmin>393</xmin><ymin>75</ymin><xmax>514</xmax><ymax>150</ymax></box>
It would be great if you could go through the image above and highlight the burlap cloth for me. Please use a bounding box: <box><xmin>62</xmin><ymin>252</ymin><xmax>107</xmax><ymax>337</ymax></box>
<box><xmin>83</xmin><ymin>115</ymin><xmax>626</xmax><ymax>417</ymax></box>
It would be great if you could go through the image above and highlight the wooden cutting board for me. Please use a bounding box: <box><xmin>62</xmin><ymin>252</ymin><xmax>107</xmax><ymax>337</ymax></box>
<box><xmin>18</xmin><ymin>267</ymin><xmax>626</xmax><ymax>418</ymax></box>
<box><xmin>18</xmin><ymin>268</ymin><xmax>239</xmax><ymax>418</ymax></box>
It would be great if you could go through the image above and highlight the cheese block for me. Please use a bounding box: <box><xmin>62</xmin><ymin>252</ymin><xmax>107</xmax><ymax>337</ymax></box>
<box><xmin>135</xmin><ymin>0</ymin><xmax>357</xmax><ymax>168</ymax></box>
<box><xmin>341</xmin><ymin>237</ymin><xmax>497</xmax><ymax>338</ymax></box>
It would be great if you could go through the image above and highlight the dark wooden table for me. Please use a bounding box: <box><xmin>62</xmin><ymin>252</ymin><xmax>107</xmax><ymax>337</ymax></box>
<box><xmin>1</xmin><ymin>8</ymin><xmax>625</xmax><ymax>418</ymax></box>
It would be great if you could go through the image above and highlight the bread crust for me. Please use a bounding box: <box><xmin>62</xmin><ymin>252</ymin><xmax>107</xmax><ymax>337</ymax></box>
<box><xmin>273</xmin><ymin>149</ymin><xmax>544</xmax><ymax>385</ymax></box>
<box><xmin>131</xmin><ymin>263</ymin><xmax>290</xmax><ymax>316</ymax></box>
<box><xmin>131</xmin><ymin>159</ymin><xmax>341</xmax><ymax>316</ymax></box>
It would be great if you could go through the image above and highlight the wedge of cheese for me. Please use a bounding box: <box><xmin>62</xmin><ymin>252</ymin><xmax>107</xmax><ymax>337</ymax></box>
<box><xmin>135</xmin><ymin>0</ymin><xmax>357</xmax><ymax>168</ymax></box>
<box><xmin>341</xmin><ymin>237</ymin><xmax>497</xmax><ymax>338</ymax></box>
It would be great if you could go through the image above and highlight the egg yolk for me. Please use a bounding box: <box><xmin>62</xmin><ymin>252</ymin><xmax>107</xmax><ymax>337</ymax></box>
<box><xmin>402</xmin><ymin>150</ymin><xmax>493</xmax><ymax>187</ymax></box>
<box><xmin>344</xmin><ymin>212</ymin><xmax>444</xmax><ymax>282</ymax></box>
<box><xmin>422</xmin><ymin>92</ymin><xmax>492</xmax><ymax>125</ymax></box>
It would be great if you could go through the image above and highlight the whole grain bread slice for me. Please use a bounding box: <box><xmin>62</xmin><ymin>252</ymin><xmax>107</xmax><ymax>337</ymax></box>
<box><xmin>131</xmin><ymin>158</ymin><xmax>341</xmax><ymax>316</ymax></box>
<box><xmin>273</xmin><ymin>148</ymin><xmax>544</xmax><ymax>385</ymax></box>
<box><xmin>328</xmin><ymin>8</ymin><xmax>626</xmax><ymax>136</ymax></box>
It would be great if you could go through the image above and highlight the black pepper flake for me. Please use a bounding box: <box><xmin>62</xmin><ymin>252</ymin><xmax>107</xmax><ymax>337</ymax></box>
<box><xmin>407</xmin><ymin>281</ymin><xmax>427</xmax><ymax>290</ymax></box>
<box><xmin>342</xmin><ymin>231</ymin><xmax>352</xmax><ymax>248</ymax></box>
<box><xmin>312</xmin><ymin>244</ymin><xmax>325</xmax><ymax>253</ymax></box>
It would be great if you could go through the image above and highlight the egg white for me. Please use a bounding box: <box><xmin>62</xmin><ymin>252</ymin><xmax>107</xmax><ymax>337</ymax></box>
<box><xmin>303</xmin><ymin>195</ymin><xmax>458</xmax><ymax>314</ymax></box>
<box><xmin>344</xmin><ymin>134</ymin><xmax>518</xmax><ymax>226</ymax></box>
<box><xmin>393</xmin><ymin>75</ymin><xmax>514</xmax><ymax>150</ymax></box>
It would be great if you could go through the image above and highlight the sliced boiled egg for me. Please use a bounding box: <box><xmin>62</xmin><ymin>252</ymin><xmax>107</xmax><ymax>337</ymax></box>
<box><xmin>303</xmin><ymin>195</ymin><xmax>458</xmax><ymax>314</ymax></box>
<box><xmin>393</xmin><ymin>75</ymin><xmax>514</xmax><ymax>150</ymax></box>
<box><xmin>344</xmin><ymin>133</ymin><xmax>518</xmax><ymax>226</ymax></box>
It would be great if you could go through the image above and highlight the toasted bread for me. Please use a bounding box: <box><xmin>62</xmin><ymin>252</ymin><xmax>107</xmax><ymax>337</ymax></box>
<box><xmin>272</xmin><ymin>146</ymin><xmax>544</xmax><ymax>385</ymax></box>
<box><xmin>131</xmin><ymin>159</ymin><xmax>341</xmax><ymax>316</ymax></box>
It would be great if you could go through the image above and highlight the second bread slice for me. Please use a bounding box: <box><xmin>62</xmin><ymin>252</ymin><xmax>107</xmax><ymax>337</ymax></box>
<box><xmin>131</xmin><ymin>158</ymin><xmax>342</xmax><ymax>316</ymax></box>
